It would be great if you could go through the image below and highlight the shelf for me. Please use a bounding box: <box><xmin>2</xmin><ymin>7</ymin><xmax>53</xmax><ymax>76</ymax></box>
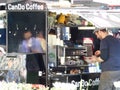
<box><xmin>65</xmin><ymin>46</ymin><xmax>87</xmax><ymax>56</ymax></box>
<box><xmin>78</xmin><ymin>26</ymin><xmax>95</xmax><ymax>30</ymax></box>
<box><xmin>58</xmin><ymin>65</ymin><xmax>88</xmax><ymax>68</ymax></box>
<box><xmin>82</xmin><ymin>72</ymin><xmax>101</xmax><ymax>74</ymax></box>
<box><xmin>50</xmin><ymin>73</ymin><xmax>81</xmax><ymax>77</ymax></box>
<box><xmin>49</xmin><ymin>72</ymin><xmax>101</xmax><ymax>77</ymax></box>
<box><xmin>54</xmin><ymin>24</ymin><xmax>93</xmax><ymax>28</ymax></box>
<box><xmin>50</xmin><ymin>65</ymin><xmax>88</xmax><ymax>70</ymax></box>
<box><xmin>65</xmin><ymin>54</ymin><xmax>87</xmax><ymax>56</ymax></box>
<box><xmin>50</xmin><ymin>65</ymin><xmax>88</xmax><ymax>74</ymax></box>
<box><xmin>65</xmin><ymin>47</ymin><xmax>87</xmax><ymax>50</ymax></box>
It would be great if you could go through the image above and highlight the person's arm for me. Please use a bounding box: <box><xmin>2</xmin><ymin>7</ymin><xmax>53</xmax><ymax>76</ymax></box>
<box><xmin>91</xmin><ymin>39</ymin><xmax>109</xmax><ymax>63</ymax></box>
<box><xmin>92</xmin><ymin>48</ymin><xmax>108</xmax><ymax>62</ymax></box>
<box><xmin>18</xmin><ymin>42</ymin><xmax>26</xmax><ymax>53</ymax></box>
<box><xmin>31</xmin><ymin>38</ymin><xmax>43</xmax><ymax>53</ymax></box>
<box><xmin>100</xmin><ymin>48</ymin><xmax>109</xmax><ymax>61</ymax></box>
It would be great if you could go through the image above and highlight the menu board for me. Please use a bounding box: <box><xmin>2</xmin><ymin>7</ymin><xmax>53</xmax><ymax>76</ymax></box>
<box><xmin>7</xmin><ymin>11</ymin><xmax>46</xmax><ymax>54</ymax></box>
<box><xmin>7</xmin><ymin>1</ymin><xmax>47</xmax><ymax>54</ymax></box>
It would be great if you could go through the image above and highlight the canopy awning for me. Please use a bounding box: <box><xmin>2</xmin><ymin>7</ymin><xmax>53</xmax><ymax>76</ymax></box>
<box><xmin>49</xmin><ymin>7</ymin><xmax>120</xmax><ymax>28</ymax></box>
<box><xmin>78</xmin><ymin>10</ymin><xmax>120</xmax><ymax>28</ymax></box>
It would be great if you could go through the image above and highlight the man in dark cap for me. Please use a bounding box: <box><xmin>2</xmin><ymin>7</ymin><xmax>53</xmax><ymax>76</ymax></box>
<box><xmin>91</xmin><ymin>28</ymin><xmax>120</xmax><ymax>90</ymax></box>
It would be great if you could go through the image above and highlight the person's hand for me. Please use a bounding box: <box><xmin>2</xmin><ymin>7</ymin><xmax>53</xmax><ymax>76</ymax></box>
<box><xmin>84</xmin><ymin>56</ymin><xmax>96</xmax><ymax>63</ymax></box>
<box><xmin>94</xmin><ymin>50</ymin><xmax>101</xmax><ymax>56</ymax></box>
<box><xmin>90</xmin><ymin>55</ymin><xmax>104</xmax><ymax>63</ymax></box>
<box><xmin>90</xmin><ymin>55</ymin><xmax>97</xmax><ymax>63</ymax></box>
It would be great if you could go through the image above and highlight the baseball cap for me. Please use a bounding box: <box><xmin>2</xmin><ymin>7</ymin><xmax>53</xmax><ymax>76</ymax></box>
<box><xmin>93</xmin><ymin>28</ymin><xmax>108</xmax><ymax>33</ymax></box>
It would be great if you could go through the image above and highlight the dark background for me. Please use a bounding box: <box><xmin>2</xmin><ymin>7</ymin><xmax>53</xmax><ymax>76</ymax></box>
<box><xmin>7</xmin><ymin>11</ymin><xmax>46</xmax><ymax>53</ymax></box>
<box><xmin>26</xmin><ymin>53</ymin><xmax>46</xmax><ymax>84</ymax></box>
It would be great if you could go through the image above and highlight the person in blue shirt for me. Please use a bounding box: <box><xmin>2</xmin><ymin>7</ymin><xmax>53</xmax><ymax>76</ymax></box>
<box><xmin>18</xmin><ymin>31</ymin><xmax>43</xmax><ymax>53</ymax></box>
<box><xmin>91</xmin><ymin>28</ymin><xmax>120</xmax><ymax>90</ymax></box>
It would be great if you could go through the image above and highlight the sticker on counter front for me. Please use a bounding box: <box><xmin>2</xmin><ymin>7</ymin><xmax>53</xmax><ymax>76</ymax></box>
<box><xmin>38</xmin><ymin>71</ymin><xmax>42</xmax><ymax>76</ymax></box>
<box><xmin>71</xmin><ymin>78</ymin><xmax>100</xmax><ymax>90</ymax></box>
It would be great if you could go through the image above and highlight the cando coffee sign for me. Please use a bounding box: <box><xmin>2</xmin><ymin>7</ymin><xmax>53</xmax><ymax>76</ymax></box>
<box><xmin>7</xmin><ymin>3</ymin><xmax>44</xmax><ymax>10</ymax></box>
<box><xmin>6</xmin><ymin>1</ymin><xmax>46</xmax><ymax>11</ymax></box>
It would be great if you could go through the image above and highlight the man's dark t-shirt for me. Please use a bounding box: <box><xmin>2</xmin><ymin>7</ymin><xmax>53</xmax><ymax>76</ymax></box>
<box><xmin>100</xmin><ymin>35</ymin><xmax>120</xmax><ymax>71</ymax></box>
